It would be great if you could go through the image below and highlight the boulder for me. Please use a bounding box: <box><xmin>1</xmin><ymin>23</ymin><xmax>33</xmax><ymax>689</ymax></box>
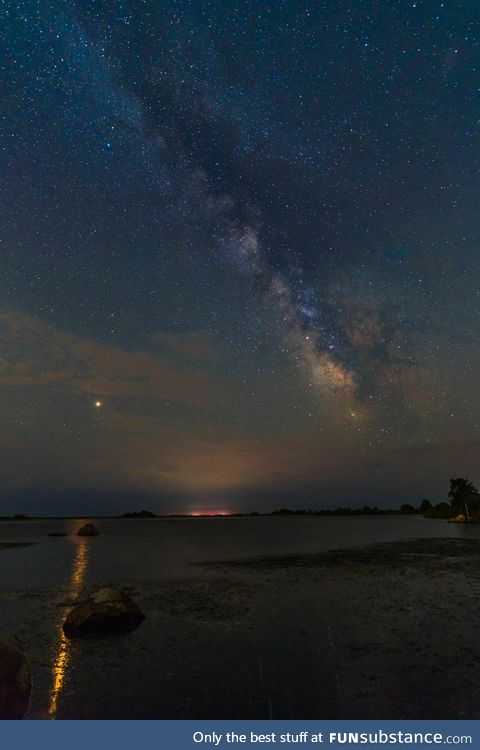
<box><xmin>47</xmin><ymin>532</ymin><xmax>67</xmax><ymax>537</ymax></box>
<box><xmin>63</xmin><ymin>587</ymin><xmax>145</xmax><ymax>636</ymax></box>
<box><xmin>0</xmin><ymin>633</ymin><xmax>32</xmax><ymax>719</ymax></box>
<box><xmin>77</xmin><ymin>523</ymin><xmax>99</xmax><ymax>536</ymax></box>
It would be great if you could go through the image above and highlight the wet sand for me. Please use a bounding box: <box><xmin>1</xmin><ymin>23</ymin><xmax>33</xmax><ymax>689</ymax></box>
<box><xmin>4</xmin><ymin>536</ymin><xmax>480</xmax><ymax>719</ymax></box>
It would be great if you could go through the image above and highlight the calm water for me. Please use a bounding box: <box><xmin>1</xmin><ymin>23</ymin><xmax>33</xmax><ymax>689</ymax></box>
<box><xmin>1</xmin><ymin>515</ymin><xmax>478</xmax><ymax>719</ymax></box>
<box><xmin>0</xmin><ymin>514</ymin><xmax>478</xmax><ymax>591</ymax></box>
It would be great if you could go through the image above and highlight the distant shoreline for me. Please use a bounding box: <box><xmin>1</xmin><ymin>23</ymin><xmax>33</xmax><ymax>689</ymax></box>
<box><xmin>1</xmin><ymin>508</ymin><xmax>430</xmax><ymax>521</ymax></box>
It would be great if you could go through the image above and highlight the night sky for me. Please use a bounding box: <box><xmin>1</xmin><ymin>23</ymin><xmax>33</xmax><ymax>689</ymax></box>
<box><xmin>2</xmin><ymin>1</ymin><xmax>480</xmax><ymax>515</ymax></box>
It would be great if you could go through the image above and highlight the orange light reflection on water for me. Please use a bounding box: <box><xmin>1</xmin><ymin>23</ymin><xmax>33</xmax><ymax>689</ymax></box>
<box><xmin>48</xmin><ymin>539</ymin><xmax>89</xmax><ymax>718</ymax></box>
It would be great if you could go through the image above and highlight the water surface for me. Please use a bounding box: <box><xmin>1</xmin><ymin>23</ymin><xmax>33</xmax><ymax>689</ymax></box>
<box><xmin>0</xmin><ymin>515</ymin><xmax>477</xmax><ymax>589</ymax></box>
<box><xmin>1</xmin><ymin>515</ymin><xmax>477</xmax><ymax>719</ymax></box>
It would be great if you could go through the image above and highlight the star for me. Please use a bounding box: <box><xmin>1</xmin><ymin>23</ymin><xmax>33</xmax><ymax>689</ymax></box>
<box><xmin>1</xmin><ymin>0</ymin><xmax>478</xmax><ymax>515</ymax></box>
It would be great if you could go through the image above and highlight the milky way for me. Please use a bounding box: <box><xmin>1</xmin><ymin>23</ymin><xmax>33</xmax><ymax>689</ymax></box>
<box><xmin>1</xmin><ymin>1</ymin><xmax>480</xmax><ymax>514</ymax></box>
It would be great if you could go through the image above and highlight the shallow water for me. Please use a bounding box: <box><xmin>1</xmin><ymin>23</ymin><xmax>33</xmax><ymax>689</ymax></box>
<box><xmin>0</xmin><ymin>514</ymin><xmax>478</xmax><ymax>589</ymax></box>
<box><xmin>1</xmin><ymin>516</ymin><xmax>479</xmax><ymax>719</ymax></box>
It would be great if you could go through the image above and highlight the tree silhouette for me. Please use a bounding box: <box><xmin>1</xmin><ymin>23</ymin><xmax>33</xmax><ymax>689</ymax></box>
<box><xmin>448</xmin><ymin>478</ymin><xmax>479</xmax><ymax>515</ymax></box>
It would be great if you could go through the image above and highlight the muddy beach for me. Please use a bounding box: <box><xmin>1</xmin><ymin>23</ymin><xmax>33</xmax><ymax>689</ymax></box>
<box><xmin>2</xmin><ymin>527</ymin><xmax>480</xmax><ymax>720</ymax></box>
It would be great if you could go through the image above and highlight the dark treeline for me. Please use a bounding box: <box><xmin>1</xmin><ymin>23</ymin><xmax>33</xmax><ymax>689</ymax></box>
<box><xmin>5</xmin><ymin>478</ymin><xmax>480</xmax><ymax>520</ymax></box>
<box><xmin>120</xmin><ymin>478</ymin><xmax>480</xmax><ymax>519</ymax></box>
<box><xmin>122</xmin><ymin>505</ymin><xmax>421</xmax><ymax>518</ymax></box>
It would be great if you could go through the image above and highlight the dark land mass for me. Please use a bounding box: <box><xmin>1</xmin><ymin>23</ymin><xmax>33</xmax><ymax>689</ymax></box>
<box><xmin>0</xmin><ymin>505</ymin><xmax>436</xmax><ymax>520</ymax></box>
<box><xmin>201</xmin><ymin>537</ymin><xmax>480</xmax><ymax>569</ymax></box>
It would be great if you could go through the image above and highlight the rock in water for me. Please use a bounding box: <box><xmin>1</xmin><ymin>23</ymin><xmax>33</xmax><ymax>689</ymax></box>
<box><xmin>77</xmin><ymin>523</ymin><xmax>99</xmax><ymax>536</ymax></box>
<box><xmin>63</xmin><ymin>587</ymin><xmax>145</xmax><ymax>636</ymax></box>
<box><xmin>0</xmin><ymin>634</ymin><xmax>32</xmax><ymax>719</ymax></box>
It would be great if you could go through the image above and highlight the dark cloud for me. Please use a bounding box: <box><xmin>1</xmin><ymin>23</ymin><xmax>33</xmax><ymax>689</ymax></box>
<box><xmin>0</xmin><ymin>308</ymin><xmax>225</xmax><ymax>405</ymax></box>
<box><xmin>1</xmin><ymin>2</ymin><xmax>479</xmax><ymax>513</ymax></box>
